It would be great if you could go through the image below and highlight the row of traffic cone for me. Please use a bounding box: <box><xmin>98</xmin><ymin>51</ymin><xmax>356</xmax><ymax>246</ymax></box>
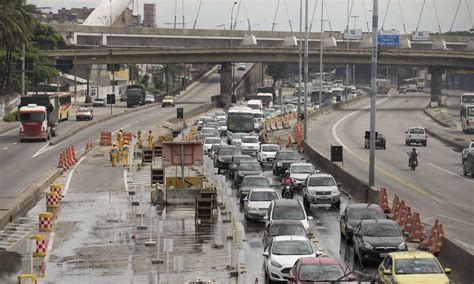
<box><xmin>85</xmin><ymin>138</ymin><xmax>94</xmax><ymax>151</ymax></box>
<box><xmin>57</xmin><ymin>146</ymin><xmax>77</xmax><ymax>171</ymax></box>
<box><xmin>379</xmin><ymin>188</ymin><xmax>444</xmax><ymax>255</ymax></box>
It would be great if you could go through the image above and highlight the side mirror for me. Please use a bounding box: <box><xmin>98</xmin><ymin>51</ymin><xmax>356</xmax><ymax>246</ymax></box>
<box><xmin>383</xmin><ymin>269</ymin><xmax>392</xmax><ymax>276</ymax></box>
<box><xmin>316</xmin><ymin>250</ymin><xmax>323</xmax><ymax>257</ymax></box>
<box><xmin>287</xmin><ymin>275</ymin><xmax>295</xmax><ymax>281</ymax></box>
<box><xmin>262</xmin><ymin>251</ymin><xmax>269</xmax><ymax>257</ymax></box>
<box><xmin>444</xmin><ymin>268</ymin><xmax>452</xmax><ymax>274</ymax></box>
<box><xmin>337</xmin><ymin>183</ymin><xmax>342</xmax><ymax>188</ymax></box>
<box><xmin>308</xmin><ymin>216</ymin><xmax>314</xmax><ymax>220</ymax></box>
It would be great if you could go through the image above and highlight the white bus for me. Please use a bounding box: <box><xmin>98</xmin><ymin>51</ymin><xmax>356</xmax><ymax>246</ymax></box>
<box><xmin>403</xmin><ymin>78</ymin><xmax>425</xmax><ymax>91</ymax></box>
<box><xmin>461</xmin><ymin>105</ymin><xmax>474</xmax><ymax>133</ymax></box>
<box><xmin>256</xmin><ymin>93</ymin><xmax>274</xmax><ymax>108</ymax></box>
<box><xmin>227</xmin><ymin>107</ymin><xmax>256</xmax><ymax>144</ymax></box>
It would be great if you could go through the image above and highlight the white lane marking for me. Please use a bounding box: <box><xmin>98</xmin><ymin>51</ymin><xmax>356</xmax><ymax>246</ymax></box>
<box><xmin>13</xmin><ymin>142</ymin><xmax>17</xmax><ymax>145</ymax></box>
<box><xmin>123</xmin><ymin>169</ymin><xmax>128</xmax><ymax>192</ymax></box>
<box><xmin>428</xmin><ymin>162</ymin><xmax>474</xmax><ymax>184</ymax></box>
<box><xmin>31</xmin><ymin>140</ymin><xmax>66</xmax><ymax>158</ymax></box>
<box><xmin>431</xmin><ymin>212</ymin><xmax>474</xmax><ymax>226</ymax></box>
<box><xmin>44</xmin><ymin>156</ymin><xmax>85</xmax><ymax>264</ymax></box>
<box><xmin>2</xmin><ymin>147</ymin><xmax>7</xmax><ymax>151</ymax></box>
<box><xmin>32</xmin><ymin>143</ymin><xmax>50</xmax><ymax>158</ymax></box>
<box><xmin>0</xmin><ymin>127</ymin><xmax>18</xmax><ymax>136</ymax></box>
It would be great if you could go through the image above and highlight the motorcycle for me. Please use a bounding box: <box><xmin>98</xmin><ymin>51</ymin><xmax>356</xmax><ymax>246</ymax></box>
<box><xmin>408</xmin><ymin>152</ymin><xmax>418</xmax><ymax>171</ymax></box>
<box><xmin>281</xmin><ymin>184</ymin><xmax>293</xmax><ymax>199</ymax></box>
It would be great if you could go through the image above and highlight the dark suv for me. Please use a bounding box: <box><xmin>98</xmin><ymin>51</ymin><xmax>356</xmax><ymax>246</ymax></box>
<box><xmin>272</xmin><ymin>150</ymin><xmax>303</xmax><ymax>176</ymax></box>
<box><xmin>353</xmin><ymin>219</ymin><xmax>407</xmax><ymax>266</ymax></box>
<box><xmin>340</xmin><ymin>203</ymin><xmax>386</xmax><ymax>242</ymax></box>
<box><xmin>214</xmin><ymin>145</ymin><xmax>240</xmax><ymax>174</ymax></box>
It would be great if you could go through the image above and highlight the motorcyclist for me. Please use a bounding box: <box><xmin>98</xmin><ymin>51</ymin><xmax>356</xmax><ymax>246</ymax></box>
<box><xmin>281</xmin><ymin>171</ymin><xmax>294</xmax><ymax>198</ymax></box>
<box><xmin>408</xmin><ymin>148</ymin><xmax>419</xmax><ymax>167</ymax></box>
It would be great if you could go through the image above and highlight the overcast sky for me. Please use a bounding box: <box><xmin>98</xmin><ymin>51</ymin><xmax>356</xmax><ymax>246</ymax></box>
<box><xmin>31</xmin><ymin>0</ymin><xmax>473</xmax><ymax>32</ymax></box>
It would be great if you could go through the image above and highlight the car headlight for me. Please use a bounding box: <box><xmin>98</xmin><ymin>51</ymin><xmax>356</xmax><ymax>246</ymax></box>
<box><xmin>363</xmin><ymin>241</ymin><xmax>373</xmax><ymax>249</ymax></box>
<box><xmin>270</xmin><ymin>260</ymin><xmax>282</xmax><ymax>268</ymax></box>
<box><xmin>277</xmin><ymin>162</ymin><xmax>282</xmax><ymax>166</ymax></box>
<box><xmin>331</xmin><ymin>190</ymin><xmax>340</xmax><ymax>195</ymax></box>
<box><xmin>397</xmin><ymin>242</ymin><xmax>407</xmax><ymax>250</ymax></box>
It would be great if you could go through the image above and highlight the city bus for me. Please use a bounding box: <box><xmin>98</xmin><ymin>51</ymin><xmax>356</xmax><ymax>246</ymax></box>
<box><xmin>403</xmin><ymin>78</ymin><xmax>425</xmax><ymax>92</ymax></box>
<box><xmin>58</xmin><ymin>92</ymin><xmax>72</xmax><ymax>121</ymax></box>
<box><xmin>376</xmin><ymin>79</ymin><xmax>390</xmax><ymax>94</ymax></box>
<box><xmin>461</xmin><ymin>105</ymin><xmax>474</xmax><ymax>133</ymax></box>
<box><xmin>227</xmin><ymin>106</ymin><xmax>255</xmax><ymax>144</ymax></box>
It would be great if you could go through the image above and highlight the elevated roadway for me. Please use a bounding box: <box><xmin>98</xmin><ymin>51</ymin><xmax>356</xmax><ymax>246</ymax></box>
<box><xmin>306</xmin><ymin>92</ymin><xmax>473</xmax><ymax>249</ymax></box>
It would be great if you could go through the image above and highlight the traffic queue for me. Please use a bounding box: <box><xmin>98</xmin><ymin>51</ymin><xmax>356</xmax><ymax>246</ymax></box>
<box><xmin>194</xmin><ymin>102</ymin><xmax>452</xmax><ymax>284</ymax></box>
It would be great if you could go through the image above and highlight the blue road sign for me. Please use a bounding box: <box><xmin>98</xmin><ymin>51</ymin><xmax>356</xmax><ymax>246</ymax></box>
<box><xmin>378</xmin><ymin>34</ymin><xmax>400</xmax><ymax>47</ymax></box>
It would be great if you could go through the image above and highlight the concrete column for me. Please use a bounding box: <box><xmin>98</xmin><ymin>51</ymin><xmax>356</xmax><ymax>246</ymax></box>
<box><xmin>429</xmin><ymin>67</ymin><xmax>443</xmax><ymax>107</ymax></box>
<box><xmin>220</xmin><ymin>62</ymin><xmax>232</xmax><ymax>107</ymax></box>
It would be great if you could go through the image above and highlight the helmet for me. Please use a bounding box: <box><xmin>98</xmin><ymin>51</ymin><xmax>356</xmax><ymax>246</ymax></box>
<box><xmin>119</xmin><ymin>128</ymin><xmax>123</xmax><ymax>132</ymax></box>
<box><xmin>149</xmin><ymin>130</ymin><xmax>152</xmax><ymax>134</ymax></box>
<box><xmin>138</xmin><ymin>130</ymin><xmax>142</xmax><ymax>135</ymax></box>
<box><xmin>285</xmin><ymin>170</ymin><xmax>290</xmax><ymax>176</ymax></box>
<box><xmin>112</xmin><ymin>143</ymin><xmax>116</xmax><ymax>146</ymax></box>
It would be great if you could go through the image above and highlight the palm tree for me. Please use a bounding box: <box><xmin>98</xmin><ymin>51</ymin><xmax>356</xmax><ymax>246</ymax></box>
<box><xmin>159</xmin><ymin>64</ymin><xmax>185</xmax><ymax>95</ymax></box>
<box><xmin>0</xmin><ymin>0</ymin><xmax>34</xmax><ymax>94</ymax></box>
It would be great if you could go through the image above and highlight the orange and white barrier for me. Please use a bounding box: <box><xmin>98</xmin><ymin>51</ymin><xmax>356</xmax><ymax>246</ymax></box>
<box><xmin>39</xmin><ymin>212</ymin><xmax>53</xmax><ymax>232</ymax></box>
<box><xmin>30</xmin><ymin>234</ymin><xmax>47</xmax><ymax>257</ymax></box>
<box><xmin>50</xmin><ymin>183</ymin><xmax>62</xmax><ymax>201</ymax></box>
<box><xmin>46</xmin><ymin>191</ymin><xmax>59</xmax><ymax>209</ymax></box>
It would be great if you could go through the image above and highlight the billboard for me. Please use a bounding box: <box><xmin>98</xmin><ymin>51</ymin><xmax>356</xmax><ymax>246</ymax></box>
<box><xmin>344</xmin><ymin>29</ymin><xmax>363</xmax><ymax>40</ymax></box>
<box><xmin>378</xmin><ymin>34</ymin><xmax>400</xmax><ymax>47</ymax></box>
<box><xmin>411</xmin><ymin>31</ymin><xmax>430</xmax><ymax>41</ymax></box>
<box><xmin>162</xmin><ymin>142</ymin><xmax>203</xmax><ymax>167</ymax></box>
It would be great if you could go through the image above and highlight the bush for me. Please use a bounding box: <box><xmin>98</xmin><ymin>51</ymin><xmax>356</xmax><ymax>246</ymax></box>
<box><xmin>4</xmin><ymin>111</ymin><xmax>18</xmax><ymax>122</ymax></box>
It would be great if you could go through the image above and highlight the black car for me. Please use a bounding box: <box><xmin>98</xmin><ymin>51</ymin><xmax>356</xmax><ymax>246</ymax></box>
<box><xmin>234</xmin><ymin>161</ymin><xmax>263</xmax><ymax>186</ymax></box>
<box><xmin>228</xmin><ymin>154</ymin><xmax>253</xmax><ymax>179</ymax></box>
<box><xmin>353</xmin><ymin>219</ymin><xmax>407</xmax><ymax>266</ymax></box>
<box><xmin>340</xmin><ymin>203</ymin><xmax>386</xmax><ymax>242</ymax></box>
<box><xmin>263</xmin><ymin>220</ymin><xmax>308</xmax><ymax>249</ymax></box>
<box><xmin>272</xmin><ymin>150</ymin><xmax>303</xmax><ymax>176</ymax></box>
<box><xmin>214</xmin><ymin>145</ymin><xmax>241</xmax><ymax>174</ymax></box>
<box><xmin>364</xmin><ymin>131</ymin><xmax>386</xmax><ymax>149</ymax></box>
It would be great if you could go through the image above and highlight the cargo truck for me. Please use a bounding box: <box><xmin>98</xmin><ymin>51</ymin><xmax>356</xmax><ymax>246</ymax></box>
<box><xmin>126</xmin><ymin>85</ymin><xmax>146</xmax><ymax>107</ymax></box>
<box><xmin>18</xmin><ymin>94</ymin><xmax>60</xmax><ymax>142</ymax></box>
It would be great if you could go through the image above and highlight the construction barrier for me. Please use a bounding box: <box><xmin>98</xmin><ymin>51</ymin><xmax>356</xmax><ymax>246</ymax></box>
<box><xmin>122</xmin><ymin>132</ymin><xmax>133</xmax><ymax>145</ymax></box>
<box><xmin>57</xmin><ymin>152</ymin><xmax>68</xmax><ymax>171</ymax></box>
<box><xmin>401</xmin><ymin>206</ymin><xmax>414</xmax><ymax>234</ymax></box>
<box><xmin>17</xmin><ymin>274</ymin><xmax>37</xmax><ymax>284</ymax></box>
<box><xmin>100</xmin><ymin>131</ymin><xmax>112</xmax><ymax>146</ymax></box>
<box><xmin>46</xmin><ymin>191</ymin><xmax>59</xmax><ymax>209</ymax></box>
<box><xmin>50</xmin><ymin>183</ymin><xmax>62</xmax><ymax>201</ymax></box>
<box><xmin>30</xmin><ymin>234</ymin><xmax>47</xmax><ymax>257</ymax></box>
<box><xmin>407</xmin><ymin>212</ymin><xmax>424</xmax><ymax>242</ymax></box>
<box><xmin>378</xmin><ymin>188</ymin><xmax>391</xmax><ymax>213</ymax></box>
<box><xmin>165</xmin><ymin>176</ymin><xmax>204</xmax><ymax>188</ymax></box>
<box><xmin>419</xmin><ymin>220</ymin><xmax>444</xmax><ymax>256</ymax></box>
<box><xmin>85</xmin><ymin>138</ymin><xmax>94</xmax><ymax>151</ymax></box>
<box><xmin>38</xmin><ymin>212</ymin><xmax>53</xmax><ymax>232</ymax></box>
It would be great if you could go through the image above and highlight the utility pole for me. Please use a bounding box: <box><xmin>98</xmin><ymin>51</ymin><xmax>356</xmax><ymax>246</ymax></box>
<box><xmin>351</xmin><ymin>15</ymin><xmax>359</xmax><ymax>86</ymax></box>
<box><xmin>345</xmin><ymin>0</ymin><xmax>350</xmax><ymax>99</ymax></box>
<box><xmin>21</xmin><ymin>43</ymin><xmax>25</xmax><ymax>96</ymax></box>
<box><xmin>230</xmin><ymin>1</ymin><xmax>237</xmax><ymax>103</ymax></box>
<box><xmin>303</xmin><ymin>0</ymin><xmax>309</xmax><ymax>140</ymax></box>
<box><xmin>369</xmin><ymin>0</ymin><xmax>379</xmax><ymax>186</ymax></box>
<box><xmin>174</xmin><ymin>0</ymin><xmax>177</xmax><ymax>29</ymax></box>
<box><xmin>297</xmin><ymin>0</ymin><xmax>303</xmax><ymax>122</ymax></box>
<box><xmin>319</xmin><ymin>1</ymin><xmax>324</xmax><ymax>113</ymax></box>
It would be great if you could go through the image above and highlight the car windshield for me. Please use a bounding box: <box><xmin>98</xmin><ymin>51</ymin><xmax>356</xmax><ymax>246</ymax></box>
<box><xmin>201</xmin><ymin>117</ymin><xmax>215</xmax><ymax>123</ymax></box>
<box><xmin>271</xmin><ymin>224</ymin><xmax>306</xmax><ymax>237</ymax></box>
<box><xmin>395</xmin><ymin>258</ymin><xmax>443</xmax><ymax>275</ymax></box>
<box><xmin>243</xmin><ymin>177</ymin><xmax>270</xmax><ymax>187</ymax></box>
<box><xmin>220</xmin><ymin>148</ymin><xmax>239</xmax><ymax>155</ymax></box>
<box><xmin>202</xmin><ymin>128</ymin><xmax>218</xmax><ymax>134</ymax></box>
<box><xmin>204</xmin><ymin>138</ymin><xmax>221</xmax><ymax>144</ymax></box>
<box><xmin>95</xmin><ymin>99</ymin><xmax>104</xmax><ymax>102</ymax></box>
<box><xmin>163</xmin><ymin>96</ymin><xmax>173</xmax><ymax>100</ymax></box>
<box><xmin>363</xmin><ymin>223</ymin><xmax>401</xmax><ymax>237</ymax></box>
<box><xmin>219</xmin><ymin>121</ymin><xmax>226</xmax><ymax>126</ymax></box>
<box><xmin>308</xmin><ymin>177</ymin><xmax>336</xmax><ymax>186</ymax></box>
<box><xmin>348</xmin><ymin>206</ymin><xmax>385</xmax><ymax>220</ymax></box>
<box><xmin>272</xmin><ymin>205</ymin><xmax>305</xmax><ymax>220</ymax></box>
<box><xmin>19</xmin><ymin>112</ymin><xmax>45</xmax><ymax>122</ymax></box>
<box><xmin>278</xmin><ymin>152</ymin><xmax>300</xmax><ymax>160</ymax></box>
<box><xmin>272</xmin><ymin>240</ymin><xmax>313</xmax><ymax>255</ymax></box>
<box><xmin>291</xmin><ymin>165</ymin><xmax>315</xmax><ymax>174</ymax></box>
<box><xmin>409</xmin><ymin>128</ymin><xmax>424</xmax><ymax>134</ymax></box>
<box><xmin>78</xmin><ymin>107</ymin><xmax>89</xmax><ymax>112</ymax></box>
<box><xmin>299</xmin><ymin>264</ymin><xmax>345</xmax><ymax>281</ymax></box>
<box><xmin>249</xmin><ymin>191</ymin><xmax>279</xmax><ymax>201</ymax></box>
<box><xmin>242</xmin><ymin>137</ymin><xmax>258</xmax><ymax>143</ymax></box>
<box><xmin>234</xmin><ymin>156</ymin><xmax>253</xmax><ymax>163</ymax></box>
<box><xmin>239</xmin><ymin>162</ymin><xmax>261</xmax><ymax>171</ymax></box>
<box><xmin>228</xmin><ymin>113</ymin><xmax>254</xmax><ymax>133</ymax></box>
<box><xmin>215</xmin><ymin>112</ymin><xmax>225</xmax><ymax>117</ymax></box>
<box><xmin>146</xmin><ymin>95</ymin><xmax>154</xmax><ymax>99</ymax></box>
<box><xmin>262</xmin><ymin>145</ymin><xmax>279</xmax><ymax>152</ymax></box>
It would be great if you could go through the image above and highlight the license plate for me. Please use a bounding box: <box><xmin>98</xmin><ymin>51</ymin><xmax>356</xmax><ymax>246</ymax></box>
<box><xmin>380</xmin><ymin>253</ymin><xmax>387</xmax><ymax>257</ymax></box>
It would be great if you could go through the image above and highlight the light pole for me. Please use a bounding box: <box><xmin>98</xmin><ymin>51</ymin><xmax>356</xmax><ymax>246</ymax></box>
<box><xmin>318</xmin><ymin>0</ymin><xmax>324</xmax><ymax>113</ymax></box>
<box><xmin>369</xmin><ymin>0</ymin><xmax>379</xmax><ymax>186</ymax></box>
<box><xmin>303</xmin><ymin>0</ymin><xmax>309</xmax><ymax>140</ymax></box>
<box><xmin>351</xmin><ymin>15</ymin><xmax>359</xmax><ymax>85</ymax></box>
<box><xmin>345</xmin><ymin>0</ymin><xmax>350</xmax><ymax>98</ymax></box>
<box><xmin>297</xmin><ymin>0</ymin><xmax>303</xmax><ymax>122</ymax></box>
<box><xmin>230</xmin><ymin>1</ymin><xmax>237</xmax><ymax>103</ymax></box>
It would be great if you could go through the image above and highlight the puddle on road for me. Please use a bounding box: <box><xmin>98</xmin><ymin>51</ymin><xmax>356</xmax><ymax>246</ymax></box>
<box><xmin>0</xmin><ymin>249</ymin><xmax>23</xmax><ymax>282</ymax></box>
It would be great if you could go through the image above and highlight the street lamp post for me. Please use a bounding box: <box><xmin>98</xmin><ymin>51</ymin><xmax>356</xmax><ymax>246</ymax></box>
<box><xmin>230</xmin><ymin>1</ymin><xmax>237</xmax><ymax>103</ymax></box>
<box><xmin>303</xmin><ymin>0</ymin><xmax>309</xmax><ymax>140</ymax></box>
<box><xmin>351</xmin><ymin>15</ymin><xmax>359</xmax><ymax>86</ymax></box>
<box><xmin>369</xmin><ymin>0</ymin><xmax>379</xmax><ymax>186</ymax></box>
<box><xmin>318</xmin><ymin>0</ymin><xmax>324</xmax><ymax>113</ymax></box>
<box><xmin>297</xmin><ymin>0</ymin><xmax>303</xmax><ymax>123</ymax></box>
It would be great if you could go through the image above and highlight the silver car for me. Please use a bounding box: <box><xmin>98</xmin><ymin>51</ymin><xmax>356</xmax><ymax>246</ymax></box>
<box><xmin>239</xmin><ymin>175</ymin><xmax>271</xmax><ymax>203</ymax></box>
<box><xmin>244</xmin><ymin>188</ymin><xmax>279</xmax><ymax>222</ymax></box>
<box><xmin>303</xmin><ymin>173</ymin><xmax>341</xmax><ymax>209</ymax></box>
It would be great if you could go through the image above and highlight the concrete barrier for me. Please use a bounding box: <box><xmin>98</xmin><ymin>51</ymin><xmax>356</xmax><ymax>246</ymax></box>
<box><xmin>167</xmin><ymin>102</ymin><xmax>217</xmax><ymax>124</ymax></box>
<box><xmin>303</xmin><ymin>142</ymin><xmax>379</xmax><ymax>204</ymax></box>
<box><xmin>438</xmin><ymin>237</ymin><xmax>474</xmax><ymax>284</ymax></box>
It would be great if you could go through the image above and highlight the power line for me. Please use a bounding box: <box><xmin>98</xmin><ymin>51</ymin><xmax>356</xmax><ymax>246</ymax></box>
<box><xmin>272</xmin><ymin>0</ymin><xmax>281</xmax><ymax>31</ymax></box>
<box><xmin>449</xmin><ymin>0</ymin><xmax>462</xmax><ymax>32</ymax></box>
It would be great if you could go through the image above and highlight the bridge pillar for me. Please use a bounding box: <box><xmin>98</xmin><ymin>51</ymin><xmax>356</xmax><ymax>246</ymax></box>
<box><xmin>220</xmin><ymin>63</ymin><xmax>233</xmax><ymax>108</ymax></box>
<box><xmin>429</xmin><ymin>67</ymin><xmax>443</xmax><ymax>107</ymax></box>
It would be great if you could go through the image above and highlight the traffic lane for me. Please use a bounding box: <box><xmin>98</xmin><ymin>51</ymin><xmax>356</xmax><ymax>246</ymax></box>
<box><xmin>217</xmin><ymin>165</ymin><xmax>377</xmax><ymax>283</ymax></box>
<box><xmin>308</xmin><ymin>93</ymin><xmax>474</xmax><ymax>245</ymax></box>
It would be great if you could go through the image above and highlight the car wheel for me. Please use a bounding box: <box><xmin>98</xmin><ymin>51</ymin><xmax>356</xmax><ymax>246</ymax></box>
<box><xmin>463</xmin><ymin>168</ymin><xmax>467</xmax><ymax>176</ymax></box>
<box><xmin>383</xmin><ymin>144</ymin><xmax>386</xmax><ymax>150</ymax></box>
<box><xmin>405</xmin><ymin>140</ymin><xmax>409</xmax><ymax>146</ymax></box>
<box><xmin>423</xmin><ymin>141</ymin><xmax>427</xmax><ymax>147</ymax></box>
<box><xmin>303</xmin><ymin>197</ymin><xmax>310</xmax><ymax>209</ymax></box>
<box><xmin>333</xmin><ymin>200</ymin><xmax>341</xmax><ymax>209</ymax></box>
<box><xmin>359</xmin><ymin>252</ymin><xmax>367</xmax><ymax>266</ymax></box>
<box><xmin>272</xmin><ymin>168</ymin><xmax>276</xmax><ymax>175</ymax></box>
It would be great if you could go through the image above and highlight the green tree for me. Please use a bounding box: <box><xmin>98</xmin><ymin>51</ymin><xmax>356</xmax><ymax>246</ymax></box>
<box><xmin>31</xmin><ymin>22</ymin><xmax>66</xmax><ymax>50</ymax></box>
<box><xmin>156</xmin><ymin>64</ymin><xmax>185</xmax><ymax>95</ymax></box>
<box><xmin>266</xmin><ymin>63</ymin><xmax>288</xmax><ymax>86</ymax></box>
<box><xmin>0</xmin><ymin>0</ymin><xmax>34</xmax><ymax>94</ymax></box>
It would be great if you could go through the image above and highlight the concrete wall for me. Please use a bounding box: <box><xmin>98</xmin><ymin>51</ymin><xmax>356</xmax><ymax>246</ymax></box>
<box><xmin>438</xmin><ymin>237</ymin><xmax>474</xmax><ymax>284</ymax></box>
<box><xmin>233</xmin><ymin>63</ymin><xmax>264</xmax><ymax>100</ymax></box>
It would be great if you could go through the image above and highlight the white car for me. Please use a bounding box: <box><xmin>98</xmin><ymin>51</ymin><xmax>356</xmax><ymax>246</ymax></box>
<box><xmin>244</xmin><ymin>188</ymin><xmax>280</xmax><ymax>222</ymax></box>
<box><xmin>203</xmin><ymin>137</ymin><xmax>222</xmax><ymax>154</ymax></box>
<box><xmin>303</xmin><ymin>173</ymin><xmax>341</xmax><ymax>209</ymax></box>
<box><xmin>215</xmin><ymin>111</ymin><xmax>226</xmax><ymax>121</ymax></box>
<box><xmin>75</xmin><ymin>107</ymin><xmax>93</xmax><ymax>121</ymax></box>
<box><xmin>257</xmin><ymin>144</ymin><xmax>280</xmax><ymax>164</ymax></box>
<box><xmin>289</xmin><ymin>163</ymin><xmax>317</xmax><ymax>190</ymax></box>
<box><xmin>231</xmin><ymin>133</ymin><xmax>247</xmax><ymax>147</ymax></box>
<box><xmin>263</xmin><ymin>235</ymin><xmax>317</xmax><ymax>282</ymax></box>
<box><xmin>237</xmin><ymin>63</ymin><xmax>246</xmax><ymax>70</ymax></box>
<box><xmin>240</xmin><ymin>136</ymin><xmax>260</xmax><ymax>156</ymax></box>
<box><xmin>405</xmin><ymin>127</ymin><xmax>428</xmax><ymax>146</ymax></box>
<box><xmin>462</xmin><ymin>141</ymin><xmax>474</xmax><ymax>163</ymax></box>
<box><xmin>218</xmin><ymin>121</ymin><xmax>227</xmax><ymax>136</ymax></box>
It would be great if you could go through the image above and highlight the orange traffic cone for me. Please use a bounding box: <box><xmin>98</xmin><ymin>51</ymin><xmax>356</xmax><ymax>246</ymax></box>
<box><xmin>407</xmin><ymin>212</ymin><xmax>424</xmax><ymax>242</ymax></box>
<box><xmin>396</xmin><ymin>201</ymin><xmax>407</xmax><ymax>226</ymax></box>
<box><xmin>419</xmin><ymin>219</ymin><xmax>440</xmax><ymax>250</ymax></box>
<box><xmin>402</xmin><ymin>206</ymin><xmax>414</xmax><ymax>234</ymax></box>
<box><xmin>390</xmin><ymin>194</ymin><xmax>400</xmax><ymax>220</ymax></box>
<box><xmin>378</xmin><ymin>188</ymin><xmax>391</xmax><ymax>213</ymax></box>
<box><xmin>429</xmin><ymin>223</ymin><xmax>444</xmax><ymax>256</ymax></box>
<box><xmin>57</xmin><ymin>152</ymin><xmax>67</xmax><ymax>171</ymax></box>
<box><xmin>70</xmin><ymin>146</ymin><xmax>77</xmax><ymax>163</ymax></box>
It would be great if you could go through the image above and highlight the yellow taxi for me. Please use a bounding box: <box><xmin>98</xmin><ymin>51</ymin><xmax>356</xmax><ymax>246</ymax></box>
<box><xmin>161</xmin><ymin>96</ymin><xmax>176</xmax><ymax>107</ymax></box>
<box><xmin>377</xmin><ymin>251</ymin><xmax>451</xmax><ymax>284</ymax></box>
